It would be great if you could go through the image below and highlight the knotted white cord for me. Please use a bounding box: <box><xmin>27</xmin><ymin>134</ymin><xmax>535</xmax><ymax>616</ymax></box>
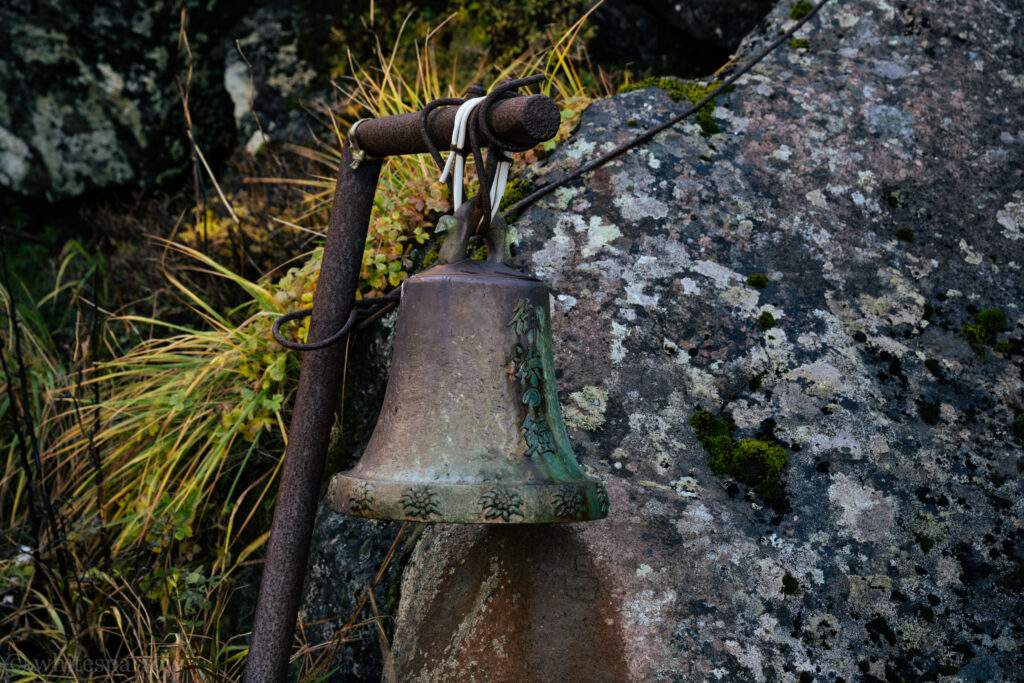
<box><xmin>438</xmin><ymin>96</ymin><xmax>514</xmax><ymax>218</ymax></box>
<box><xmin>488</xmin><ymin>157</ymin><xmax>511</xmax><ymax>220</ymax></box>
<box><xmin>439</xmin><ymin>97</ymin><xmax>485</xmax><ymax>208</ymax></box>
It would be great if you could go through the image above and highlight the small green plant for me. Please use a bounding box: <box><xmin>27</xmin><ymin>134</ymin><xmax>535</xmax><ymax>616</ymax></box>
<box><xmin>689</xmin><ymin>410</ymin><xmax>790</xmax><ymax>504</ymax></box>
<box><xmin>747</xmin><ymin>272</ymin><xmax>768</xmax><ymax>288</ymax></box>
<box><xmin>782</xmin><ymin>571</ymin><xmax>800</xmax><ymax>595</ymax></box>
<box><xmin>789</xmin><ymin>38</ymin><xmax>810</xmax><ymax>50</ymax></box>
<box><xmin>790</xmin><ymin>2</ymin><xmax>814</xmax><ymax>20</ymax></box>
<box><xmin>758</xmin><ymin>311</ymin><xmax>776</xmax><ymax>330</ymax></box>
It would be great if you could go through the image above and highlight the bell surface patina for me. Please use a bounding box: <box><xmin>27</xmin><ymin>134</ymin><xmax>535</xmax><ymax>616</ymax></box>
<box><xmin>328</xmin><ymin>209</ymin><xmax>607</xmax><ymax>524</ymax></box>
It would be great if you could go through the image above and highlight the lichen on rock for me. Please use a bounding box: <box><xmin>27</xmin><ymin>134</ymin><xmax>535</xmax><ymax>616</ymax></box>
<box><xmin>342</xmin><ymin>0</ymin><xmax>1024</xmax><ymax>679</ymax></box>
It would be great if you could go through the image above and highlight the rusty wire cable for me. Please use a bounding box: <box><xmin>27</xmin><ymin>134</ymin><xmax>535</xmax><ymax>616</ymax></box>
<box><xmin>501</xmin><ymin>0</ymin><xmax>831</xmax><ymax>219</ymax></box>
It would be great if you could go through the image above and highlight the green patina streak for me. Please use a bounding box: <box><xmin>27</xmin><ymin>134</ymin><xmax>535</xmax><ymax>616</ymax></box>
<box><xmin>510</xmin><ymin>298</ymin><xmax>555</xmax><ymax>460</ymax></box>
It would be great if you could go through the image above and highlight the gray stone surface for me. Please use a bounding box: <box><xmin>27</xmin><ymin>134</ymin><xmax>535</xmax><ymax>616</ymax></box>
<box><xmin>0</xmin><ymin>1</ymin><xmax>237</xmax><ymax>199</ymax></box>
<box><xmin>389</xmin><ymin>0</ymin><xmax>1024</xmax><ymax>680</ymax></box>
<box><xmin>299</xmin><ymin>500</ymin><xmax>417</xmax><ymax>682</ymax></box>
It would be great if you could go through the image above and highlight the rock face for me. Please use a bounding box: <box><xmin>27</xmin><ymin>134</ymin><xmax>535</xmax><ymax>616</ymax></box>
<box><xmin>299</xmin><ymin>501</ymin><xmax>414</xmax><ymax>682</ymax></box>
<box><xmin>0</xmin><ymin>1</ymin><xmax>239</xmax><ymax>199</ymax></box>
<box><xmin>386</xmin><ymin>0</ymin><xmax>1024</xmax><ymax>680</ymax></box>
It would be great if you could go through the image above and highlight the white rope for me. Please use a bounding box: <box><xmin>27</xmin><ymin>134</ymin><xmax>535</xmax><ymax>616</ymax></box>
<box><xmin>488</xmin><ymin>158</ymin><xmax>511</xmax><ymax>220</ymax></box>
<box><xmin>438</xmin><ymin>97</ymin><xmax>485</xmax><ymax>208</ymax></box>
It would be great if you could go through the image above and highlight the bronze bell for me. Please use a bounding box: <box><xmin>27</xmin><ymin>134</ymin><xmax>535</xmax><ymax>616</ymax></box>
<box><xmin>328</xmin><ymin>202</ymin><xmax>607</xmax><ymax>523</ymax></box>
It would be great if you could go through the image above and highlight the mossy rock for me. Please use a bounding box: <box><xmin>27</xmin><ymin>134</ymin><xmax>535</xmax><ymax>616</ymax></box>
<box><xmin>619</xmin><ymin>77</ymin><xmax>722</xmax><ymax>137</ymax></box>
<box><xmin>962</xmin><ymin>308</ymin><xmax>1007</xmax><ymax>349</ymax></box>
<box><xmin>746</xmin><ymin>272</ymin><xmax>768</xmax><ymax>288</ymax></box>
<box><xmin>731</xmin><ymin>438</ymin><xmax>789</xmax><ymax>487</ymax></box>
<box><xmin>789</xmin><ymin>1</ymin><xmax>814</xmax><ymax>20</ymax></box>
<box><xmin>690</xmin><ymin>411</ymin><xmax>789</xmax><ymax>505</ymax></box>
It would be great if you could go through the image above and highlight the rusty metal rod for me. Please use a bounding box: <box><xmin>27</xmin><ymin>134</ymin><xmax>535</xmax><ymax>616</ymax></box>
<box><xmin>245</xmin><ymin>146</ymin><xmax>382</xmax><ymax>682</ymax></box>
<box><xmin>352</xmin><ymin>93</ymin><xmax>559</xmax><ymax>158</ymax></box>
<box><xmin>245</xmin><ymin>90</ymin><xmax>559</xmax><ymax>682</ymax></box>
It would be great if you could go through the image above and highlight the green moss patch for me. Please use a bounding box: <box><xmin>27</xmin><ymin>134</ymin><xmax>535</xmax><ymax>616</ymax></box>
<box><xmin>962</xmin><ymin>307</ymin><xmax>1008</xmax><ymax>352</ymax></box>
<box><xmin>758</xmin><ymin>311</ymin><xmax>776</xmax><ymax>330</ymax></box>
<box><xmin>690</xmin><ymin>410</ymin><xmax>790</xmax><ymax>504</ymax></box>
<box><xmin>789</xmin><ymin>38</ymin><xmax>810</xmax><ymax>50</ymax></box>
<box><xmin>895</xmin><ymin>227</ymin><xmax>915</xmax><ymax>242</ymax></box>
<box><xmin>746</xmin><ymin>272</ymin><xmax>768</xmax><ymax>288</ymax></box>
<box><xmin>790</xmin><ymin>1</ymin><xmax>814</xmax><ymax>20</ymax></box>
<box><xmin>1012</xmin><ymin>414</ymin><xmax>1024</xmax><ymax>440</ymax></box>
<box><xmin>499</xmin><ymin>175</ymin><xmax>534</xmax><ymax>214</ymax></box>
<box><xmin>619</xmin><ymin>77</ymin><xmax>722</xmax><ymax>136</ymax></box>
<box><xmin>782</xmin><ymin>571</ymin><xmax>800</xmax><ymax>595</ymax></box>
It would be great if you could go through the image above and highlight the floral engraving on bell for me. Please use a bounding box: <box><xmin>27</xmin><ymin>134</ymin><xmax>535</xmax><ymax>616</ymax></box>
<box><xmin>508</xmin><ymin>298</ymin><xmax>536</xmax><ymax>339</ymax></box>
<box><xmin>401</xmin><ymin>485</ymin><xmax>441</xmax><ymax>520</ymax></box>
<box><xmin>479</xmin><ymin>487</ymin><xmax>524</xmax><ymax>521</ymax></box>
<box><xmin>509</xmin><ymin>298</ymin><xmax>555</xmax><ymax>460</ymax></box>
<box><xmin>349</xmin><ymin>482</ymin><xmax>376</xmax><ymax>515</ymax></box>
<box><xmin>595</xmin><ymin>481</ymin><xmax>610</xmax><ymax>516</ymax></box>
<box><xmin>552</xmin><ymin>484</ymin><xmax>585</xmax><ymax>520</ymax></box>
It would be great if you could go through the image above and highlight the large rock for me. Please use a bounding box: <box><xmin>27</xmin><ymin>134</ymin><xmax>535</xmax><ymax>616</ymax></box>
<box><xmin>389</xmin><ymin>0</ymin><xmax>1024</xmax><ymax>680</ymax></box>
<box><xmin>0</xmin><ymin>1</ymin><xmax>238</xmax><ymax>199</ymax></box>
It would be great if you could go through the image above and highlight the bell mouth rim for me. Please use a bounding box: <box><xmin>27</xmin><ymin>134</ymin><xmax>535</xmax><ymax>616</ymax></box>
<box><xmin>327</xmin><ymin>473</ymin><xmax>609</xmax><ymax>524</ymax></box>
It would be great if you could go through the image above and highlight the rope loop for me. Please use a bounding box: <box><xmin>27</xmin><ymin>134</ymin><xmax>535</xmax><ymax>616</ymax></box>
<box><xmin>418</xmin><ymin>75</ymin><xmax>547</xmax><ymax>231</ymax></box>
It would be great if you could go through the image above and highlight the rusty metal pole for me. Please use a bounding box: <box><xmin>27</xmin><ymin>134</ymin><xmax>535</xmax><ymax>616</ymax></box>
<box><xmin>245</xmin><ymin>146</ymin><xmax>381</xmax><ymax>682</ymax></box>
<box><xmin>243</xmin><ymin>91</ymin><xmax>559</xmax><ymax>682</ymax></box>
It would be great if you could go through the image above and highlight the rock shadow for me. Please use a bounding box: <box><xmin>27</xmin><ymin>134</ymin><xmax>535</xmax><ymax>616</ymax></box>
<box><xmin>392</xmin><ymin>524</ymin><xmax>628</xmax><ymax>682</ymax></box>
